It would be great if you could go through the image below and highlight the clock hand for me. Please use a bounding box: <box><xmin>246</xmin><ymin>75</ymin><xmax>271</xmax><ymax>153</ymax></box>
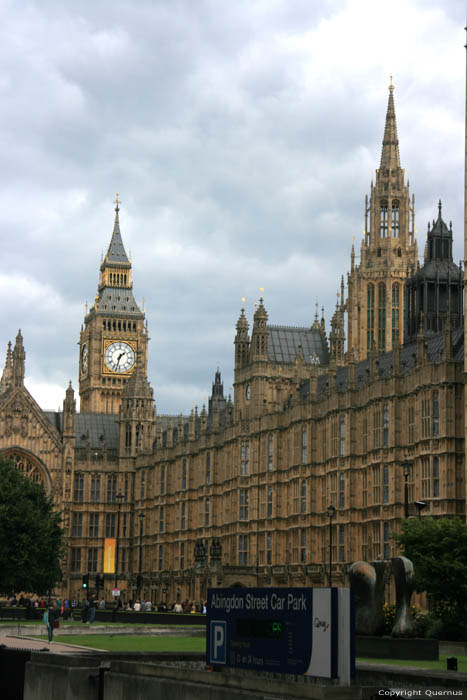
<box><xmin>115</xmin><ymin>352</ymin><xmax>124</xmax><ymax>368</ymax></box>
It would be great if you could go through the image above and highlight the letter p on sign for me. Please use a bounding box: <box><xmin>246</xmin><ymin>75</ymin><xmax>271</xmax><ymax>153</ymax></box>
<box><xmin>210</xmin><ymin>621</ymin><xmax>226</xmax><ymax>664</ymax></box>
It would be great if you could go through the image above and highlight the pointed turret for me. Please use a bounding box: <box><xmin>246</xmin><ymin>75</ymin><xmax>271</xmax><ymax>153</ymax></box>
<box><xmin>208</xmin><ymin>368</ymin><xmax>226</xmax><ymax>415</ymax></box>
<box><xmin>234</xmin><ymin>301</ymin><xmax>250</xmax><ymax>369</ymax></box>
<box><xmin>379</xmin><ymin>77</ymin><xmax>401</xmax><ymax>172</ymax></box>
<box><xmin>0</xmin><ymin>341</ymin><xmax>13</xmax><ymax>393</ymax></box>
<box><xmin>12</xmin><ymin>330</ymin><xmax>25</xmax><ymax>387</ymax></box>
<box><xmin>63</xmin><ymin>381</ymin><xmax>76</xmax><ymax>437</ymax></box>
<box><xmin>250</xmin><ymin>297</ymin><xmax>269</xmax><ymax>362</ymax></box>
<box><xmin>98</xmin><ymin>195</ymin><xmax>134</xmax><ymax>293</ymax></box>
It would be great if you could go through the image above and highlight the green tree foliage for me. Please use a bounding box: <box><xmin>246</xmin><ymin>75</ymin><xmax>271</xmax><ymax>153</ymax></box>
<box><xmin>394</xmin><ymin>517</ymin><xmax>467</xmax><ymax>622</ymax></box>
<box><xmin>0</xmin><ymin>458</ymin><xmax>64</xmax><ymax>595</ymax></box>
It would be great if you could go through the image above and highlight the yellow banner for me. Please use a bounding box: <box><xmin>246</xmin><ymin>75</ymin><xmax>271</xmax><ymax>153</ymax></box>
<box><xmin>104</xmin><ymin>538</ymin><xmax>116</xmax><ymax>574</ymax></box>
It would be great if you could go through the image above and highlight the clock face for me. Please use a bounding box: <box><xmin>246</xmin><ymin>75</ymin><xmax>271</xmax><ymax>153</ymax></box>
<box><xmin>104</xmin><ymin>341</ymin><xmax>135</xmax><ymax>373</ymax></box>
<box><xmin>81</xmin><ymin>344</ymin><xmax>88</xmax><ymax>375</ymax></box>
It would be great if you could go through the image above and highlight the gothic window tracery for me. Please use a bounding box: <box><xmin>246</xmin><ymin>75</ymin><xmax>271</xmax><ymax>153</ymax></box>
<box><xmin>391</xmin><ymin>200</ymin><xmax>399</xmax><ymax>237</ymax></box>
<box><xmin>378</xmin><ymin>283</ymin><xmax>386</xmax><ymax>350</ymax></box>
<box><xmin>367</xmin><ymin>284</ymin><xmax>375</xmax><ymax>351</ymax></box>
<box><xmin>380</xmin><ymin>201</ymin><xmax>388</xmax><ymax>237</ymax></box>
<box><xmin>5</xmin><ymin>451</ymin><xmax>45</xmax><ymax>487</ymax></box>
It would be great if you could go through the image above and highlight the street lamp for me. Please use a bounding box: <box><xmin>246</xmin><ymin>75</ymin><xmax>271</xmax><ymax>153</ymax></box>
<box><xmin>137</xmin><ymin>511</ymin><xmax>145</xmax><ymax>595</ymax></box>
<box><xmin>401</xmin><ymin>459</ymin><xmax>412</xmax><ymax>518</ymax></box>
<box><xmin>414</xmin><ymin>501</ymin><xmax>427</xmax><ymax>519</ymax></box>
<box><xmin>327</xmin><ymin>504</ymin><xmax>336</xmax><ymax>587</ymax></box>
<box><xmin>114</xmin><ymin>490</ymin><xmax>124</xmax><ymax>590</ymax></box>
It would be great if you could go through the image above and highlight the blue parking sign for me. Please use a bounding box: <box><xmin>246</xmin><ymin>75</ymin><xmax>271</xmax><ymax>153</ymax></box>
<box><xmin>209</xmin><ymin>620</ymin><xmax>227</xmax><ymax>664</ymax></box>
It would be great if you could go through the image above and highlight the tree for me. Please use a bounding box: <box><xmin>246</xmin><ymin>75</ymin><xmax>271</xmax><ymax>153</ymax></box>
<box><xmin>394</xmin><ymin>517</ymin><xmax>467</xmax><ymax>623</ymax></box>
<box><xmin>0</xmin><ymin>458</ymin><xmax>64</xmax><ymax>595</ymax></box>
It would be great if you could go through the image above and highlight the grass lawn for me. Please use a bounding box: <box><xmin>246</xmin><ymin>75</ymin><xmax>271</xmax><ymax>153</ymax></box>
<box><xmin>358</xmin><ymin>654</ymin><xmax>467</xmax><ymax>672</ymax></box>
<box><xmin>33</xmin><ymin>634</ymin><xmax>206</xmax><ymax>652</ymax></box>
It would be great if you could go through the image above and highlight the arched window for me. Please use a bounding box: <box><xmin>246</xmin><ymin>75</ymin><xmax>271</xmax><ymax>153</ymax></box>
<box><xmin>391</xmin><ymin>200</ymin><xmax>399</xmax><ymax>237</ymax></box>
<box><xmin>380</xmin><ymin>201</ymin><xmax>388</xmax><ymax>237</ymax></box>
<box><xmin>432</xmin><ymin>391</ymin><xmax>439</xmax><ymax>437</ymax></box>
<box><xmin>339</xmin><ymin>417</ymin><xmax>345</xmax><ymax>456</ymax></box>
<box><xmin>367</xmin><ymin>284</ymin><xmax>375</xmax><ymax>351</ymax></box>
<box><xmin>378</xmin><ymin>283</ymin><xmax>386</xmax><ymax>351</ymax></box>
<box><xmin>392</xmin><ymin>283</ymin><xmax>400</xmax><ymax>344</ymax></box>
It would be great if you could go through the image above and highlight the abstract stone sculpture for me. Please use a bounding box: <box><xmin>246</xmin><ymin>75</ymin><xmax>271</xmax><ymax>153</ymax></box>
<box><xmin>391</xmin><ymin>556</ymin><xmax>416</xmax><ymax>637</ymax></box>
<box><xmin>349</xmin><ymin>560</ymin><xmax>386</xmax><ymax>635</ymax></box>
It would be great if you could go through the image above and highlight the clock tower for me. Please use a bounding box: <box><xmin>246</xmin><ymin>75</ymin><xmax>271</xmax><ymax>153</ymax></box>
<box><xmin>79</xmin><ymin>197</ymin><xmax>148</xmax><ymax>414</ymax></box>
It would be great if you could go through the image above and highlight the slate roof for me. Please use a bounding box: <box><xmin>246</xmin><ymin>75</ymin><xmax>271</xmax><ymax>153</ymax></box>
<box><xmin>105</xmin><ymin>210</ymin><xmax>130</xmax><ymax>265</ymax></box>
<box><xmin>268</xmin><ymin>325</ymin><xmax>328</xmax><ymax>365</ymax></box>
<box><xmin>44</xmin><ymin>412</ymin><xmax>119</xmax><ymax>449</ymax></box>
<box><xmin>96</xmin><ymin>287</ymin><xmax>143</xmax><ymax>316</ymax></box>
<box><xmin>309</xmin><ymin>329</ymin><xmax>463</xmax><ymax>401</ymax></box>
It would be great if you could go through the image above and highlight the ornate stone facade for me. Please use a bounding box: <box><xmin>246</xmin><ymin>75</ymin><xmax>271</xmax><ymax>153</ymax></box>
<box><xmin>0</xmin><ymin>84</ymin><xmax>464</xmax><ymax>605</ymax></box>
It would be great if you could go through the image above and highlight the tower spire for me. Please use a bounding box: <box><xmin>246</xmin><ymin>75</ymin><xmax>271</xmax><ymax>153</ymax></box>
<box><xmin>380</xmin><ymin>77</ymin><xmax>401</xmax><ymax>171</ymax></box>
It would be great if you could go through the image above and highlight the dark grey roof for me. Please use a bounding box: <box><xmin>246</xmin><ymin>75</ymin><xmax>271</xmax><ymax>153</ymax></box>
<box><xmin>97</xmin><ymin>287</ymin><xmax>143</xmax><ymax>316</ymax></box>
<box><xmin>44</xmin><ymin>412</ymin><xmax>119</xmax><ymax>449</ymax></box>
<box><xmin>311</xmin><ymin>329</ymin><xmax>463</xmax><ymax>400</ymax></box>
<box><xmin>106</xmin><ymin>211</ymin><xmax>130</xmax><ymax>264</ymax></box>
<box><xmin>268</xmin><ymin>325</ymin><xmax>328</xmax><ymax>365</ymax></box>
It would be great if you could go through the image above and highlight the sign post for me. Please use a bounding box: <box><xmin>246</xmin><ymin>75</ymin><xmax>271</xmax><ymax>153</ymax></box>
<box><xmin>206</xmin><ymin>587</ymin><xmax>354</xmax><ymax>685</ymax></box>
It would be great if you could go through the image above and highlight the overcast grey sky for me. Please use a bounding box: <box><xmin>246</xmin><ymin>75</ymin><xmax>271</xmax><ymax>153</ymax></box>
<box><xmin>0</xmin><ymin>0</ymin><xmax>464</xmax><ymax>414</ymax></box>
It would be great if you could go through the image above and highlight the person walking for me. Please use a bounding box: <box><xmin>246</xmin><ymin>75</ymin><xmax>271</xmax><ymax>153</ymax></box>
<box><xmin>45</xmin><ymin>604</ymin><xmax>56</xmax><ymax>643</ymax></box>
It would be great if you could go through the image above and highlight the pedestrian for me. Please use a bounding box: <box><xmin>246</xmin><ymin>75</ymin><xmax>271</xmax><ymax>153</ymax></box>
<box><xmin>82</xmin><ymin>598</ymin><xmax>90</xmax><ymax>623</ymax></box>
<box><xmin>88</xmin><ymin>598</ymin><xmax>97</xmax><ymax>624</ymax></box>
<box><xmin>46</xmin><ymin>604</ymin><xmax>56</xmax><ymax>643</ymax></box>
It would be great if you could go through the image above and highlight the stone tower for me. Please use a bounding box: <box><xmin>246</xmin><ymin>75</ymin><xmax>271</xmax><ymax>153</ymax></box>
<box><xmin>346</xmin><ymin>80</ymin><xmax>418</xmax><ymax>360</ymax></box>
<box><xmin>79</xmin><ymin>198</ymin><xmax>149</xmax><ymax>414</ymax></box>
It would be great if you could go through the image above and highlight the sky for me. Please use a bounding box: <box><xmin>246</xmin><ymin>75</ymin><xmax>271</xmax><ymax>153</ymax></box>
<box><xmin>0</xmin><ymin>0</ymin><xmax>465</xmax><ymax>415</ymax></box>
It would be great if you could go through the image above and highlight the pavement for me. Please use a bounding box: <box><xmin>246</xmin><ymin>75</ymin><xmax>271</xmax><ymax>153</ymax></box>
<box><xmin>0</xmin><ymin>632</ymin><xmax>96</xmax><ymax>654</ymax></box>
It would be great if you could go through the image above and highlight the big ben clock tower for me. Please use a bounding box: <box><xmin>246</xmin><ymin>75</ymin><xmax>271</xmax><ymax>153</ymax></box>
<box><xmin>79</xmin><ymin>196</ymin><xmax>148</xmax><ymax>414</ymax></box>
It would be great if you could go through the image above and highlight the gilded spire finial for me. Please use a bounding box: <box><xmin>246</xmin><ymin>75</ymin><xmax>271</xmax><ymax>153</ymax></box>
<box><xmin>114</xmin><ymin>192</ymin><xmax>120</xmax><ymax>212</ymax></box>
<box><xmin>389</xmin><ymin>74</ymin><xmax>394</xmax><ymax>92</ymax></box>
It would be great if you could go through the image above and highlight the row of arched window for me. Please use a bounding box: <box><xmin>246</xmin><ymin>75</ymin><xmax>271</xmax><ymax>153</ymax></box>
<box><xmin>379</xmin><ymin>200</ymin><xmax>399</xmax><ymax>237</ymax></box>
<box><xmin>102</xmin><ymin>319</ymin><xmax>137</xmax><ymax>332</ymax></box>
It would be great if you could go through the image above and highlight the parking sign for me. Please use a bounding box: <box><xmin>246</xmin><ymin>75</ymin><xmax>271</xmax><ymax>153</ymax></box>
<box><xmin>209</xmin><ymin>620</ymin><xmax>227</xmax><ymax>664</ymax></box>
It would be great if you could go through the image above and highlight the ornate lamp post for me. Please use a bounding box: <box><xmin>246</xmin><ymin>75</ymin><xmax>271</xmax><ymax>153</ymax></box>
<box><xmin>414</xmin><ymin>500</ymin><xmax>427</xmax><ymax>519</ymax></box>
<box><xmin>327</xmin><ymin>504</ymin><xmax>336</xmax><ymax>587</ymax></box>
<box><xmin>114</xmin><ymin>490</ymin><xmax>124</xmax><ymax>590</ymax></box>
<box><xmin>137</xmin><ymin>511</ymin><xmax>145</xmax><ymax>595</ymax></box>
<box><xmin>401</xmin><ymin>459</ymin><xmax>412</xmax><ymax>518</ymax></box>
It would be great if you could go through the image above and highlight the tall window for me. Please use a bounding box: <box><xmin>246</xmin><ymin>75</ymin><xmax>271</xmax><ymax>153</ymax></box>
<box><xmin>158</xmin><ymin>545</ymin><xmax>163</xmax><ymax>570</ymax></box>
<box><xmin>240</xmin><ymin>440</ymin><xmax>250</xmax><ymax>475</ymax></box>
<box><xmin>72</xmin><ymin>512</ymin><xmax>82</xmax><ymax>537</ymax></box>
<box><xmin>180</xmin><ymin>502</ymin><xmax>186</xmax><ymax>530</ymax></box>
<box><xmin>433</xmin><ymin>457</ymin><xmax>440</xmax><ymax>498</ymax></box>
<box><xmin>267</xmin><ymin>533</ymin><xmax>272</xmax><ymax>564</ymax></box>
<box><xmin>239</xmin><ymin>535</ymin><xmax>248</xmax><ymax>565</ymax></box>
<box><xmin>180</xmin><ymin>542</ymin><xmax>185</xmax><ymax>570</ymax></box>
<box><xmin>373</xmin><ymin>409</ymin><xmax>381</xmax><ymax>449</ymax></box>
<box><xmin>421</xmin><ymin>458</ymin><xmax>430</xmax><ymax>498</ymax></box>
<box><xmin>383</xmin><ymin>465</ymin><xmax>389</xmax><ymax>503</ymax></box>
<box><xmin>140</xmin><ymin>471</ymin><xmax>146</xmax><ymax>500</ymax></box>
<box><xmin>380</xmin><ymin>201</ymin><xmax>388</xmax><ymax>237</ymax></box>
<box><xmin>301</xmin><ymin>427</ymin><xmax>307</xmax><ymax>463</ymax></box>
<box><xmin>90</xmin><ymin>476</ymin><xmax>100</xmax><ymax>503</ymax></box>
<box><xmin>160</xmin><ymin>465</ymin><xmax>166</xmax><ymax>496</ymax></box>
<box><xmin>372</xmin><ymin>466</ymin><xmax>381</xmax><ymax>504</ymax></box>
<box><xmin>182</xmin><ymin>459</ymin><xmax>187</xmax><ymax>490</ymax></box>
<box><xmin>205</xmin><ymin>498</ymin><xmax>210</xmax><ymax>527</ymax></box>
<box><xmin>239</xmin><ymin>489</ymin><xmax>249</xmax><ymax>520</ymax></box>
<box><xmin>383</xmin><ymin>404</ymin><xmax>389</xmax><ymax>447</ymax></box>
<box><xmin>159</xmin><ymin>506</ymin><xmax>165</xmax><ymax>533</ymax></box>
<box><xmin>301</xmin><ymin>480</ymin><xmax>307</xmax><ymax>514</ymax></box>
<box><xmin>122</xmin><ymin>513</ymin><xmax>127</xmax><ymax>537</ymax></box>
<box><xmin>73</xmin><ymin>474</ymin><xmax>84</xmax><ymax>503</ymax></box>
<box><xmin>339</xmin><ymin>525</ymin><xmax>345</xmax><ymax>562</ymax></box>
<box><xmin>408</xmin><ymin>404</ymin><xmax>415</xmax><ymax>443</ymax></box>
<box><xmin>267</xmin><ymin>486</ymin><xmax>273</xmax><ymax>517</ymax></box>
<box><xmin>88</xmin><ymin>548</ymin><xmax>98</xmax><ymax>573</ymax></box>
<box><xmin>89</xmin><ymin>513</ymin><xmax>99</xmax><ymax>537</ymax></box>
<box><xmin>120</xmin><ymin>548</ymin><xmax>127</xmax><ymax>572</ymax></box>
<box><xmin>362</xmin><ymin>470</ymin><xmax>368</xmax><ymax>507</ymax></box>
<box><xmin>363</xmin><ymin>417</ymin><xmax>368</xmax><ymax>454</ymax></box>
<box><xmin>391</xmin><ymin>200</ymin><xmax>399</xmax><ymax>237</ymax></box>
<box><xmin>392</xmin><ymin>283</ymin><xmax>400</xmax><ymax>343</ymax></box>
<box><xmin>339</xmin><ymin>417</ymin><xmax>345</xmax><ymax>456</ymax></box>
<box><xmin>367</xmin><ymin>284</ymin><xmax>375</xmax><ymax>351</ymax></box>
<box><xmin>125</xmin><ymin>423</ymin><xmax>132</xmax><ymax>449</ymax></box>
<box><xmin>105</xmin><ymin>513</ymin><xmax>116</xmax><ymax>537</ymax></box>
<box><xmin>107</xmin><ymin>475</ymin><xmax>117</xmax><ymax>503</ymax></box>
<box><xmin>378</xmin><ymin>283</ymin><xmax>386</xmax><ymax>351</ymax></box>
<box><xmin>124</xmin><ymin>476</ymin><xmax>129</xmax><ymax>502</ymax></box>
<box><xmin>339</xmin><ymin>473</ymin><xmax>345</xmax><ymax>508</ymax></box>
<box><xmin>71</xmin><ymin>548</ymin><xmax>81</xmax><ymax>572</ymax></box>
<box><xmin>206</xmin><ymin>453</ymin><xmax>211</xmax><ymax>485</ymax></box>
<box><xmin>300</xmin><ymin>529</ymin><xmax>306</xmax><ymax>563</ymax></box>
<box><xmin>432</xmin><ymin>391</ymin><xmax>439</xmax><ymax>437</ymax></box>
<box><xmin>268</xmin><ymin>435</ymin><xmax>274</xmax><ymax>470</ymax></box>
